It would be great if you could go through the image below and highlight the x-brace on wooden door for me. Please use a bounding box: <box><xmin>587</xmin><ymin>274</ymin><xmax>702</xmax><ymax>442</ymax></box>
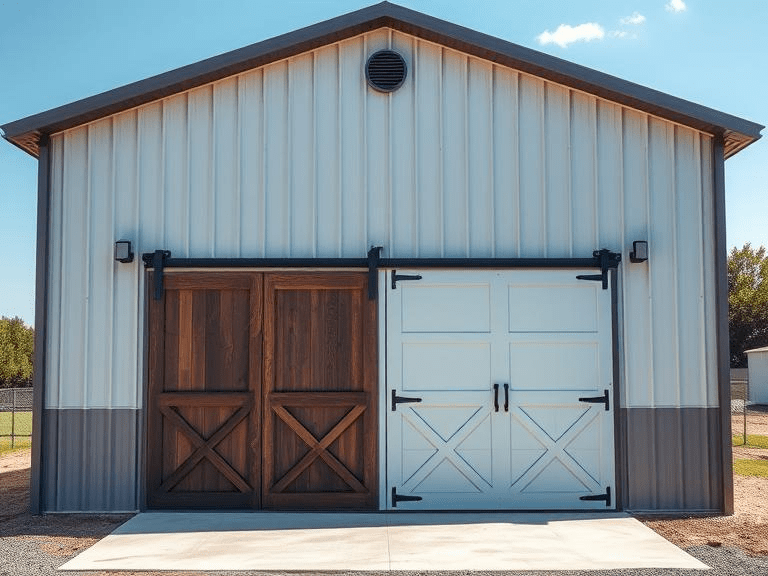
<box><xmin>147</xmin><ymin>271</ymin><xmax>377</xmax><ymax>509</ymax></box>
<box><xmin>146</xmin><ymin>272</ymin><xmax>263</xmax><ymax>509</ymax></box>
<box><xmin>262</xmin><ymin>273</ymin><xmax>378</xmax><ymax>509</ymax></box>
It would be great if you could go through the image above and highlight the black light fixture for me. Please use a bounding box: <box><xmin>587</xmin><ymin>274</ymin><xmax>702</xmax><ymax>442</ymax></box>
<box><xmin>114</xmin><ymin>240</ymin><xmax>134</xmax><ymax>263</ymax></box>
<box><xmin>629</xmin><ymin>241</ymin><xmax>648</xmax><ymax>263</ymax></box>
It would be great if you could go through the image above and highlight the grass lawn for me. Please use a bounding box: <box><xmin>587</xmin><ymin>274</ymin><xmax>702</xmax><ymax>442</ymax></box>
<box><xmin>0</xmin><ymin>411</ymin><xmax>32</xmax><ymax>456</ymax></box>
<box><xmin>0</xmin><ymin>435</ymin><xmax>31</xmax><ymax>455</ymax></box>
<box><xmin>733</xmin><ymin>459</ymin><xmax>768</xmax><ymax>477</ymax></box>
<box><xmin>0</xmin><ymin>411</ymin><xmax>32</xmax><ymax>436</ymax></box>
<box><xmin>732</xmin><ymin>434</ymin><xmax>768</xmax><ymax>448</ymax></box>
<box><xmin>732</xmin><ymin>433</ymin><xmax>768</xmax><ymax>477</ymax></box>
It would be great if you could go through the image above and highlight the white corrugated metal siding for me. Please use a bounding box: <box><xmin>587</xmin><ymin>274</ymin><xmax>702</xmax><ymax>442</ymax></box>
<box><xmin>45</xmin><ymin>28</ymin><xmax>718</xmax><ymax>410</ymax></box>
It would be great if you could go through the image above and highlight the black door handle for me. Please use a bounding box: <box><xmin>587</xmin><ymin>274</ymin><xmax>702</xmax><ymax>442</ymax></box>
<box><xmin>493</xmin><ymin>384</ymin><xmax>499</xmax><ymax>412</ymax></box>
<box><xmin>504</xmin><ymin>383</ymin><xmax>509</xmax><ymax>412</ymax></box>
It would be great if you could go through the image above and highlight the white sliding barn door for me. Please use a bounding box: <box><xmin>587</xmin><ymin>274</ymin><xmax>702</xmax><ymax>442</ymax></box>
<box><xmin>386</xmin><ymin>269</ymin><xmax>615</xmax><ymax>510</ymax></box>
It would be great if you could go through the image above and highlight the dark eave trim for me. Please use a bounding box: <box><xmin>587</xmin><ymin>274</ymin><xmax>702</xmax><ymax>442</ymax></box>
<box><xmin>1</xmin><ymin>2</ymin><xmax>762</xmax><ymax>159</ymax></box>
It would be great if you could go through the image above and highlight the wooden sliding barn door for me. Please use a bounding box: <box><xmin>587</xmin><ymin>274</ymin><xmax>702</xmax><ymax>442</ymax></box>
<box><xmin>147</xmin><ymin>272</ymin><xmax>263</xmax><ymax>508</ymax></box>
<box><xmin>263</xmin><ymin>273</ymin><xmax>378</xmax><ymax>509</ymax></box>
<box><xmin>147</xmin><ymin>270</ymin><xmax>377</xmax><ymax>510</ymax></box>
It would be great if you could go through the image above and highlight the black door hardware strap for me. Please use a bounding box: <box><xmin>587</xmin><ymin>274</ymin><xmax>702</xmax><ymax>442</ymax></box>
<box><xmin>578</xmin><ymin>389</ymin><xmax>610</xmax><ymax>411</ymax></box>
<box><xmin>391</xmin><ymin>271</ymin><xmax>423</xmax><ymax>289</ymax></box>
<box><xmin>141</xmin><ymin>250</ymin><xmax>171</xmax><ymax>300</ymax></box>
<box><xmin>392</xmin><ymin>487</ymin><xmax>423</xmax><ymax>507</ymax></box>
<box><xmin>367</xmin><ymin>246</ymin><xmax>382</xmax><ymax>300</ymax></box>
<box><xmin>579</xmin><ymin>487</ymin><xmax>611</xmax><ymax>507</ymax></box>
<box><xmin>576</xmin><ymin>249</ymin><xmax>621</xmax><ymax>289</ymax></box>
<box><xmin>391</xmin><ymin>390</ymin><xmax>422</xmax><ymax>411</ymax></box>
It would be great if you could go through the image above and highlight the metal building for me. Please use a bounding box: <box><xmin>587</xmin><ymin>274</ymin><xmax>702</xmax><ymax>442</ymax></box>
<box><xmin>2</xmin><ymin>2</ymin><xmax>763</xmax><ymax>514</ymax></box>
<box><xmin>745</xmin><ymin>348</ymin><xmax>768</xmax><ymax>404</ymax></box>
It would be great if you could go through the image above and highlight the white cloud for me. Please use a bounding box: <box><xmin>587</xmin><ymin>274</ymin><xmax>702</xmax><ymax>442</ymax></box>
<box><xmin>620</xmin><ymin>12</ymin><xmax>646</xmax><ymax>25</ymax></box>
<box><xmin>665</xmin><ymin>0</ymin><xmax>686</xmax><ymax>12</ymax></box>
<box><xmin>536</xmin><ymin>22</ymin><xmax>605</xmax><ymax>48</ymax></box>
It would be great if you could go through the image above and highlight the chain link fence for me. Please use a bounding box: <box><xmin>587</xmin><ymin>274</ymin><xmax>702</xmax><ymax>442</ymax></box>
<box><xmin>0</xmin><ymin>387</ymin><xmax>33</xmax><ymax>451</ymax></box>
<box><xmin>731</xmin><ymin>368</ymin><xmax>754</xmax><ymax>444</ymax></box>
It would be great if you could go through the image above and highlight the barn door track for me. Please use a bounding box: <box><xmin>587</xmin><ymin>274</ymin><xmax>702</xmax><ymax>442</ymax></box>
<box><xmin>60</xmin><ymin>511</ymin><xmax>708</xmax><ymax>572</ymax></box>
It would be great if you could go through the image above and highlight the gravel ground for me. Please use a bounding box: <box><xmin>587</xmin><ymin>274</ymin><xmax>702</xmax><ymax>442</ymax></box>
<box><xmin>0</xmin><ymin>543</ymin><xmax>767</xmax><ymax>576</ymax></box>
<box><xmin>3</xmin><ymin>449</ymin><xmax>768</xmax><ymax>575</ymax></box>
<box><xmin>1</xmin><ymin>522</ymin><xmax>767</xmax><ymax>576</ymax></box>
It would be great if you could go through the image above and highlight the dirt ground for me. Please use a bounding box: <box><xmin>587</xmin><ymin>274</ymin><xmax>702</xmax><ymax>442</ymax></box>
<box><xmin>732</xmin><ymin>405</ymin><xmax>768</xmax><ymax>436</ymax></box>
<box><xmin>0</xmin><ymin>450</ymin><xmax>131</xmax><ymax>559</ymax></box>
<box><xmin>1</xmin><ymin>412</ymin><xmax>767</xmax><ymax>570</ymax></box>
<box><xmin>641</xmin><ymin>475</ymin><xmax>768</xmax><ymax>556</ymax></box>
<box><xmin>639</xmin><ymin>407</ymin><xmax>768</xmax><ymax>556</ymax></box>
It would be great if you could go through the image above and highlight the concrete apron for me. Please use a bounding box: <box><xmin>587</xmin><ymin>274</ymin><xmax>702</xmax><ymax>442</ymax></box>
<box><xmin>60</xmin><ymin>511</ymin><xmax>708</xmax><ymax>572</ymax></box>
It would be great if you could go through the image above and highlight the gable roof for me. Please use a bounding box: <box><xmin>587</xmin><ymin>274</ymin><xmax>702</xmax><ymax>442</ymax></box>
<box><xmin>2</xmin><ymin>1</ymin><xmax>762</xmax><ymax>159</ymax></box>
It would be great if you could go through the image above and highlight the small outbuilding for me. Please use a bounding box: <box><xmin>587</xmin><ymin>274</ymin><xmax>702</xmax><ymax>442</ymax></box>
<box><xmin>745</xmin><ymin>347</ymin><xmax>768</xmax><ymax>404</ymax></box>
<box><xmin>2</xmin><ymin>2</ymin><xmax>763</xmax><ymax>515</ymax></box>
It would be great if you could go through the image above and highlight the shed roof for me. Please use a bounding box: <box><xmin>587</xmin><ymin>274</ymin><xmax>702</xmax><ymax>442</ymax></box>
<box><xmin>2</xmin><ymin>1</ymin><xmax>763</xmax><ymax>159</ymax></box>
<box><xmin>745</xmin><ymin>347</ymin><xmax>768</xmax><ymax>354</ymax></box>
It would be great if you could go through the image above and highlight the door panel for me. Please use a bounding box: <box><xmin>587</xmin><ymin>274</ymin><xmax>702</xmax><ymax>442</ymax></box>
<box><xmin>387</xmin><ymin>269</ymin><xmax>615</xmax><ymax>510</ymax></box>
<box><xmin>508</xmin><ymin>284</ymin><xmax>599</xmax><ymax>332</ymax></box>
<box><xmin>387</xmin><ymin>271</ymin><xmax>503</xmax><ymax>508</ymax></box>
<box><xmin>389</xmin><ymin>393</ymin><xmax>496</xmax><ymax>507</ymax></box>
<box><xmin>147</xmin><ymin>270</ymin><xmax>376</xmax><ymax>511</ymax></box>
<box><xmin>506</xmin><ymin>396</ymin><xmax>611</xmax><ymax>507</ymax></box>
<box><xmin>402</xmin><ymin>284</ymin><xmax>492</xmax><ymax>333</ymax></box>
<box><xmin>401</xmin><ymin>341</ymin><xmax>491</xmax><ymax>391</ymax></box>
<box><xmin>147</xmin><ymin>272</ymin><xmax>262</xmax><ymax>509</ymax></box>
<box><xmin>263</xmin><ymin>273</ymin><xmax>377</xmax><ymax>509</ymax></box>
<box><xmin>508</xmin><ymin>340</ymin><xmax>600</xmax><ymax>390</ymax></box>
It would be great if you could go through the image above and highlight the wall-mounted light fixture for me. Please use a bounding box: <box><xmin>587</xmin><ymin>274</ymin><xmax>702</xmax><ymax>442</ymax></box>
<box><xmin>629</xmin><ymin>240</ymin><xmax>648</xmax><ymax>263</ymax></box>
<box><xmin>114</xmin><ymin>240</ymin><xmax>134</xmax><ymax>263</ymax></box>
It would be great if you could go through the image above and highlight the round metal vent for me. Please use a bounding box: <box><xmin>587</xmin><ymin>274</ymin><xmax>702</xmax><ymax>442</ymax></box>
<box><xmin>366</xmin><ymin>50</ymin><xmax>407</xmax><ymax>92</ymax></box>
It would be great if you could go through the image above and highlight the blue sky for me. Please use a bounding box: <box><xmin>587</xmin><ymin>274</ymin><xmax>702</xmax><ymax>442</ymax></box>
<box><xmin>1</xmin><ymin>0</ymin><xmax>765</xmax><ymax>325</ymax></box>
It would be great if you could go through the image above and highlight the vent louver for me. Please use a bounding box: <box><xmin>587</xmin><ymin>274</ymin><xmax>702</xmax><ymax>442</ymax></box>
<box><xmin>366</xmin><ymin>50</ymin><xmax>407</xmax><ymax>92</ymax></box>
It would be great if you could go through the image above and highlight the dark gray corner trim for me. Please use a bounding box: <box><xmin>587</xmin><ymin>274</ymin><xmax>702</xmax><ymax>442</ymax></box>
<box><xmin>713</xmin><ymin>136</ymin><xmax>733</xmax><ymax>515</ymax></box>
<box><xmin>1</xmin><ymin>1</ymin><xmax>762</xmax><ymax>159</ymax></box>
<box><xmin>610</xmin><ymin>269</ymin><xmax>624</xmax><ymax>511</ymax></box>
<box><xmin>136</xmin><ymin>408</ymin><xmax>146</xmax><ymax>512</ymax></box>
<box><xmin>30</xmin><ymin>136</ymin><xmax>50</xmax><ymax>515</ymax></box>
<box><xmin>139</xmin><ymin>276</ymin><xmax>151</xmax><ymax>512</ymax></box>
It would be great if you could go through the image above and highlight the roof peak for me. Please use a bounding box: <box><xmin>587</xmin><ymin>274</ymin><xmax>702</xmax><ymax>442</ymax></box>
<box><xmin>2</xmin><ymin>1</ymin><xmax>762</xmax><ymax>158</ymax></box>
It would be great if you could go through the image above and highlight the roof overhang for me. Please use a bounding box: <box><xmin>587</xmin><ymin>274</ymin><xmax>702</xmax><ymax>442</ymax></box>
<box><xmin>2</xmin><ymin>1</ymin><xmax>763</xmax><ymax>159</ymax></box>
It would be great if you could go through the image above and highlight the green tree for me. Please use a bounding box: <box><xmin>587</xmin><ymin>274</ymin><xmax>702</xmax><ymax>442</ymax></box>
<box><xmin>0</xmin><ymin>316</ymin><xmax>34</xmax><ymax>388</ymax></box>
<box><xmin>728</xmin><ymin>243</ymin><xmax>768</xmax><ymax>367</ymax></box>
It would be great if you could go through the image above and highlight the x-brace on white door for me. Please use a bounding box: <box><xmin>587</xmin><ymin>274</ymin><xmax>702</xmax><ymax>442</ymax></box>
<box><xmin>386</xmin><ymin>269</ymin><xmax>615</xmax><ymax>510</ymax></box>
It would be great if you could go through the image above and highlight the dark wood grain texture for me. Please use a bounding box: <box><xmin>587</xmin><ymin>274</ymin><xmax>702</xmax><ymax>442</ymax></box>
<box><xmin>148</xmin><ymin>271</ymin><xmax>375</xmax><ymax>510</ymax></box>
<box><xmin>147</xmin><ymin>272</ymin><xmax>263</xmax><ymax>509</ymax></box>
<box><xmin>262</xmin><ymin>272</ymin><xmax>377</xmax><ymax>509</ymax></box>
